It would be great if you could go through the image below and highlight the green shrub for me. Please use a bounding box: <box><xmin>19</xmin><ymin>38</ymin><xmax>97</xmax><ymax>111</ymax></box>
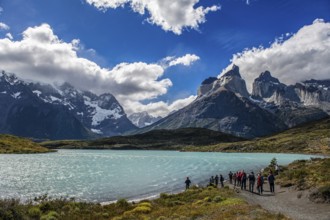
<box><xmin>192</xmin><ymin>199</ymin><xmax>204</xmax><ymax>206</ymax></box>
<box><xmin>138</xmin><ymin>202</ymin><xmax>152</xmax><ymax>208</ymax></box>
<box><xmin>310</xmin><ymin>185</ymin><xmax>330</xmax><ymax>203</ymax></box>
<box><xmin>160</xmin><ymin>193</ymin><xmax>170</xmax><ymax>199</ymax></box>
<box><xmin>102</xmin><ymin>212</ymin><xmax>109</xmax><ymax>218</ymax></box>
<box><xmin>28</xmin><ymin>207</ymin><xmax>41</xmax><ymax>219</ymax></box>
<box><xmin>116</xmin><ymin>198</ymin><xmax>129</xmax><ymax>208</ymax></box>
<box><xmin>132</xmin><ymin>205</ymin><xmax>152</xmax><ymax>214</ymax></box>
<box><xmin>212</xmin><ymin>196</ymin><xmax>223</xmax><ymax>203</ymax></box>
<box><xmin>39</xmin><ymin>202</ymin><xmax>51</xmax><ymax>212</ymax></box>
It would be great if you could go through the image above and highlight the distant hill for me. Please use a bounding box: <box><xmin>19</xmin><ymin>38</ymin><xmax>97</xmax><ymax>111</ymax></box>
<box><xmin>41</xmin><ymin>127</ymin><xmax>245</xmax><ymax>150</ymax></box>
<box><xmin>0</xmin><ymin>134</ymin><xmax>54</xmax><ymax>153</ymax></box>
<box><xmin>184</xmin><ymin>117</ymin><xmax>330</xmax><ymax>155</ymax></box>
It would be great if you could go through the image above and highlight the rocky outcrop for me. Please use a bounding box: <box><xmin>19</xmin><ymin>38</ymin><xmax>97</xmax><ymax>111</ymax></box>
<box><xmin>197</xmin><ymin>77</ymin><xmax>217</xmax><ymax>96</ymax></box>
<box><xmin>213</xmin><ymin>65</ymin><xmax>250</xmax><ymax>98</ymax></box>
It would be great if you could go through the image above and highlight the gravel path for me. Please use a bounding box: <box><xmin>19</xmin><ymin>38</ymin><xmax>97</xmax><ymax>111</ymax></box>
<box><xmin>229</xmin><ymin>183</ymin><xmax>330</xmax><ymax>220</ymax></box>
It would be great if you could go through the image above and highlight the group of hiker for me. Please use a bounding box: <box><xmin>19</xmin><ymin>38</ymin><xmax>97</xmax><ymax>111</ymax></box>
<box><xmin>185</xmin><ymin>170</ymin><xmax>276</xmax><ymax>195</ymax></box>
<box><xmin>230</xmin><ymin>170</ymin><xmax>275</xmax><ymax>194</ymax></box>
<box><xmin>208</xmin><ymin>174</ymin><xmax>225</xmax><ymax>187</ymax></box>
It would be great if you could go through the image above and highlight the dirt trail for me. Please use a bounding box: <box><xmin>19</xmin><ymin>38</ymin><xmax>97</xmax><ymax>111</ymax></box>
<box><xmin>229</xmin><ymin>183</ymin><xmax>330</xmax><ymax>220</ymax></box>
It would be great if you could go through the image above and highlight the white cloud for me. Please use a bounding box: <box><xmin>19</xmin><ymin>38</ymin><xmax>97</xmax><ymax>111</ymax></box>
<box><xmin>0</xmin><ymin>23</ymin><xmax>196</xmax><ymax>117</ymax></box>
<box><xmin>167</xmin><ymin>54</ymin><xmax>200</xmax><ymax>67</ymax></box>
<box><xmin>220</xmin><ymin>19</ymin><xmax>330</xmax><ymax>92</ymax></box>
<box><xmin>123</xmin><ymin>95</ymin><xmax>197</xmax><ymax>117</ymax></box>
<box><xmin>85</xmin><ymin>0</ymin><xmax>220</xmax><ymax>35</ymax></box>
<box><xmin>0</xmin><ymin>22</ymin><xmax>9</xmax><ymax>30</ymax></box>
<box><xmin>5</xmin><ymin>33</ymin><xmax>13</xmax><ymax>40</ymax></box>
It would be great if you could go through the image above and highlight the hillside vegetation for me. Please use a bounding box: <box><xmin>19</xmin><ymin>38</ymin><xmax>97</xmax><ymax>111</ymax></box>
<box><xmin>0</xmin><ymin>134</ymin><xmax>54</xmax><ymax>154</ymax></box>
<box><xmin>277</xmin><ymin>158</ymin><xmax>330</xmax><ymax>203</ymax></box>
<box><xmin>0</xmin><ymin>187</ymin><xmax>290</xmax><ymax>220</ymax></box>
<box><xmin>41</xmin><ymin>128</ymin><xmax>244</xmax><ymax>150</ymax></box>
<box><xmin>184</xmin><ymin>118</ymin><xmax>330</xmax><ymax>155</ymax></box>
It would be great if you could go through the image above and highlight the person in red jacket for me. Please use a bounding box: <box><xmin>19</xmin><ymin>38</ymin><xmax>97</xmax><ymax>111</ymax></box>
<box><xmin>237</xmin><ymin>171</ymin><xmax>242</xmax><ymax>187</ymax></box>
<box><xmin>257</xmin><ymin>173</ymin><xmax>263</xmax><ymax>195</ymax></box>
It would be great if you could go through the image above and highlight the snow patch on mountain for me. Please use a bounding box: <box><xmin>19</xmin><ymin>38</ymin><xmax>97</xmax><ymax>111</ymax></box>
<box><xmin>33</xmin><ymin>90</ymin><xmax>42</xmax><ymax>97</ymax></box>
<box><xmin>91</xmin><ymin>128</ymin><xmax>103</xmax><ymax>134</ymax></box>
<box><xmin>11</xmin><ymin>92</ymin><xmax>21</xmax><ymax>99</ymax></box>
<box><xmin>84</xmin><ymin>99</ymin><xmax>123</xmax><ymax>126</ymax></box>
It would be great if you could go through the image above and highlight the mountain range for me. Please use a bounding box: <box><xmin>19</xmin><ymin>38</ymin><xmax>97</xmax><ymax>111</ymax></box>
<box><xmin>135</xmin><ymin>65</ymin><xmax>329</xmax><ymax>138</ymax></box>
<box><xmin>128</xmin><ymin>112</ymin><xmax>162</xmax><ymax>128</ymax></box>
<box><xmin>1</xmin><ymin>65</ymin><xmax>329</xmax><ymax>140</ymax></box>
<box><xmin>0</xmin><ymin>70</ymin><xmax>136</xmax><ymax>139</ymax></box>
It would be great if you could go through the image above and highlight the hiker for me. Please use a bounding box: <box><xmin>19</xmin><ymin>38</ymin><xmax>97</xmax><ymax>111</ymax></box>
<box><xmin>220</xmin><ymin>174</ymin><xmax>224</xmax><ymax>187</ymax></box>
<box><xmin>241</xmin><ymin>170</ymin><xmax>247</xmax><ymax>190</ymax></box>
<box><xmin>215</xmin><ymin>175</ymin><xmax>219</xmax><ymax>187</ymax></box>
<box><xmin>260</xmin><ymin>173</ymin><xmax>264</xmax><ymax>193</ymax></box>
<box><xmin>228</xmin><ymin>171</ymin><xmax>233</xmax><ymax>184</ymax></box>
<box><xmin>237</xmin><ymin>171</ymin><xmax>241</xmax><ymax>187</ymax></box>
<box><xmin>233</xmin><ymin>172</ymin><xmax>237</xmax><ymax>186</ymax></box>
<box><xmin>275</xmin><ymin>163</ymin><xmax>279</xmax><ymax>175</ymax></box>
<box><xmin>185</xmin><ymin>177</ymin><xmax>191</xmax><ymax>190</ymax></box>
<box><xmin>268</xmin><ymin>171</ymin><xmax>275</xmax><ymax>193</ymax></box>
<box><xmin>257</xmin><ymin>173</ymin><xmax>262</xmax><ymax>194</ymax></box>
<box><xmin>209</xmin><ymin>176</ymin><xmax>215</xmax><ymax>186</ymax></box>
<box><xmin>248</xmin><ymin>171</ymin><xmax>255</xmax><ymax>193</ymax></box>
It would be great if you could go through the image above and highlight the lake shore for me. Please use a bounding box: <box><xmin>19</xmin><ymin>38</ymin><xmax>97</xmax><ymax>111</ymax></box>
<box><xmin>1</xmin><ymin>157</ymin><xmax>329</xmax><ymax>219</ymax></box>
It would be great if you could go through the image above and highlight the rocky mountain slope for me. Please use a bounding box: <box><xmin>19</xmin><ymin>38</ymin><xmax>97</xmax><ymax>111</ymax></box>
<box><xmin>0</xmin><ymin>70</ymin><xmax>136</xmax><ymax>139</ymax></box>
<box><xmin>135</xmin><ymin>65</ymin><xmax>329</xmax><ymax>138</ymax></box>
<box><xmin>128</xmin><ymin>111</ymin><xmax>162</xmax><ymax>128</ymax></box>
<box><xmin>184</xmin><ymin>117</ymin><xmax>330</xmax><ymax>155</ymax></box>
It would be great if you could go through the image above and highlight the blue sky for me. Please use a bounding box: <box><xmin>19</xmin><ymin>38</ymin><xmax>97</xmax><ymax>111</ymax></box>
<box><xmin>0</xmin><ymin>0</ymin><xmax>329</xmax><ymax>116</ymax></box>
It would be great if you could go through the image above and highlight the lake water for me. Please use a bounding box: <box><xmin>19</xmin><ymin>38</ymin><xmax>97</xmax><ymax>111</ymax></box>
<box><xmin>0</xmin><ymin>150</ymin><xmax>317</xmax><ymax>203</ymax></box>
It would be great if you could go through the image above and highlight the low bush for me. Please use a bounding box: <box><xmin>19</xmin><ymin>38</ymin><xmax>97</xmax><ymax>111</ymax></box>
<box><xmin>309</xmin><ymin>185</ymin><xmax>330</xmax><ymax>203</ymax></box>
<box><xmin>28</xmin><ymin>207</ymin><xmax>41</xmax><ymax>219</ymax></box>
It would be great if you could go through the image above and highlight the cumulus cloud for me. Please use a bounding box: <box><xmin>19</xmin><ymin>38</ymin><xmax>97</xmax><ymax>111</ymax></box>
<box><xmin>0</xmin><ymin>23</ymin><xmax>196</xmax><ymax>116</ymax></box>
<box><xmin>5</xmin><ymin>33</ymin><xmax>13</xmax><ymax>40</ymax></box>
<box><xmin>0</xmin><ymin>22</ymin><xmax>9</xmax><ymax>30</ymax></box>
<box><xmin>123</xmin><ymin>95</ymin><xmax>197</xmax><ymax>117</ymax></box>
<box><xmin>167</xmin><ymin>54</ymin><xmax>200</xmax><ymax>67</ymax></box>
<box><xmin>85</xmin><ymin>0</ymin><xmax>220</xmax><ymax>35</ymax></box>
<box><xmin>220</xmin><ymin>19</ymin><xmax>330</xmax><ymax>92</ymax></box>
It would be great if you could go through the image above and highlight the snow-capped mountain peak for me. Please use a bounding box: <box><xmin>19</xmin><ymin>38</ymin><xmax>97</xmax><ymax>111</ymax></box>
<box><xmin>0</xmin><ymin>70</ymin><xmax>136</xmax><ymax>138</ymax></box>
<box><xmin>128</xmin><ymin>111</ymin><xmax>162</xmax><ymax>128</ymax></box>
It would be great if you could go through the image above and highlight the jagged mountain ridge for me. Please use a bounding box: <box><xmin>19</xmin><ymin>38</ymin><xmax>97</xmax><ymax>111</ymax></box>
<box><xmin>135</xmin><ymin>65</ymin><xmax>329</xmax><ymax>138</ymax></box>
<box><xmin>0</xmin><ymin>70</ymin><xmax>136</xmax><ymax>139</ymax></box>
<box><xmin>128</xmin><ymin>112</ymin><xmax>162</xmax><ymax>128</ymax></box>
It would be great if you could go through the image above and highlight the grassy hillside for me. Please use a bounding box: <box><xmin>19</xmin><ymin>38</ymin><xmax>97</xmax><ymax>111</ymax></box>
<box><xmin>0</xmin><ymin>187</ymin><xmax>289</xmax><ymax>220</ymax></box>
<box><xmin>184</xmin><ymin>117</ymin><xmax>330</xmax><ymax>155</ymax></box>
<box><xmin>0</xmin><ymin>134</ymin><xmax>54</xmax><ymax>154</ymax></box>
<box><xmin>277</xmin><ymin>158</ymin><xmax>330</xmax><ymax>203</ymax></box>
<box><xmin>41</xmin><ymin>127</ymin><xmax>244</xmax><ymax>150</ymax></box>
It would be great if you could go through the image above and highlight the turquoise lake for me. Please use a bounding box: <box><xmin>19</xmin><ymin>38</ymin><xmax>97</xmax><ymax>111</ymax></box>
<box><xmin>0</xmin><ymin>150</ymin><xmax>317</xmax><ymax>203</ymax></box>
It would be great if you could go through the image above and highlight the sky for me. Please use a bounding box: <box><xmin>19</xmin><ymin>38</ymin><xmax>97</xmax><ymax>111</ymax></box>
<box><xmin>0</xmin><ymin>0</ymin><xmax>329</xmax><ymax>117</ymax></box>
